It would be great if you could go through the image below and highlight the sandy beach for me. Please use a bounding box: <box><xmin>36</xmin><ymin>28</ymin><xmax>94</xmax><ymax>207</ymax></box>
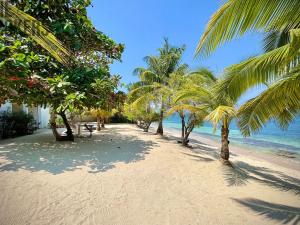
<box><xmin>0</xmin><ymin>124</ymin><xmax>299</xmax><ymax>225</ymax></box>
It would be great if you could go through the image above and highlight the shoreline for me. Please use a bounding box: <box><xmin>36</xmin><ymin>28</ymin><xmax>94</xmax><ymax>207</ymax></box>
<box><xmin>0</xmin><ymin>124</ymin><xmax>300</xmax><ymax>225</ymax></box>
<box><xmin>153</xmin><ymin>125</ymin><xmax>300</xmax><ymax>172</ymax></box>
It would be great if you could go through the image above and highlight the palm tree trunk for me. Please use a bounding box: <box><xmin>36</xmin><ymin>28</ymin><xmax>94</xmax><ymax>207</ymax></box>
<box><xmin>143</xmin><ymin>122</ymin><xmax>151</xmax><ymax>132</ymax></box>
<box><xmin>182</xmin><ymin>123</ymin><xmax>194</xmax><ymax>147</ymax></box>
<box><xmin>156</xmin><ymin>109</ymin><xmax>164</xmax><ymax>135</ymax></box>
<box><xmin>181</xmin><ymin>115</ymin><xmax>185</xmax><ymax>142</ymax></box>
<box><xmin>96</xmin><ymin>116</ymin><xmax>101</xmax><ymax>131</ymax></box>
<box><xmin>220</xmin><ymin>125</ymin><xmax>230</xmax><ymax>160</ymax></box>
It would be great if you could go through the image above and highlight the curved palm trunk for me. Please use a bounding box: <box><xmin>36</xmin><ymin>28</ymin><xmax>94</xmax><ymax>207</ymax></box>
<box><xmin>182</xmin><ymin>125</ymin><xmax>194</xmax><ymax>147</ymax></box>
<box><xmin>220</xmin><ymin>125</ymin><xmax>230</xmax><ymax>160</ymax></box>
<box><xmin>178</xmin><ymin>113</ymin><xmax>193</xmax><ymax>147</ymax></box>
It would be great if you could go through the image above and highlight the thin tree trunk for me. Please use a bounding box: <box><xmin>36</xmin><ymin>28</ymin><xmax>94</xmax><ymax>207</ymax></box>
<box><xmin>182</xmin><ymin>136</ymin><xmax>189</xmax><ymax>146</ymax></box>
<box><xmin>77</xmin><ymin>122</ymin><xmax>81</xmax><ymax>136</ymax></box>
<box><xmin>101</xmin><ymin>120</ymin><xmax>105</xmax><ymax>128</ymax></box>
<box><xmin>220</xmin><ymin>125</ymin><xmax>230</xmax><ymax>160</ymax></box>
<box><xmin>143</xmin><ymin>122</ymin><xmax>151</xmax><ymax>132</ymax></box>
<box><xmin>59</xmin><ymin>111</ymin><xmax>74</xmax><ymax>141</ymax></box>
<box><xmin>182</xmin><ymin>124</ymin><xmax>194</xmax><ymax>147</ymax></box>
<box><xmin>49</xmin><ymin>111</ymin><xmax>71</xmax><ymax>141</ymax></box>
<box><xmin>156</xmin><ymin>109</ymin><xmax>164</xmax><ymax>135</ymax></box>
<box><xmin>96</xmin><ymin>116</ymin><xmax>101</xmax><ymax>131</ymax></box>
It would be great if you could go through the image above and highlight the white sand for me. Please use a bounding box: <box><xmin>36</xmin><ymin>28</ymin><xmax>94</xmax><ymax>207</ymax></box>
<box><xmin>0</xmin><ymin>124</ymin><xmax>299</xmax><ymax>225</ymax></box>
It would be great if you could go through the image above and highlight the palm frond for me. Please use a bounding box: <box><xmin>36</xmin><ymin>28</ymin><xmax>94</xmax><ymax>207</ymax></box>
<box><xmin>263</xmin><ymin>28</ymin><xmax>290</xmax><ymax>52</ymax></box>
<box><xmin>237</xmin><ymin>71</ymin><xmax>300</xmax><ymax>136</ymax></box>
<box><xmin>219</xmin><ymin>38</ymin><xmax>299</xmax><ymax>100</ymax></box>
<box><xmin>205</xmin><ymin>105</ymin><xmax>236</xmax><ymax>132</ymax></box>
<box><xmin>167</xmin><ymin>104</ymin><xmax>208</xmax><ymax>116</ymax></box>
<box><xmin>132</xmin><ymin>93</ymin><xmax>154</xmax><ymax>108</ymax></box>
<box><xmin>140</xmin><ymin>70</ymin><xmax>160</xmax><ymax>82</ymax></box>
<box><xmin>196</xmin><ymin>0</ymin><xmax>300</xmax><ymax>57</ymax></box>
<box><xmin>189</xmin><ymin>67</ymin><xmax>217</xmax><ymax>82</ymax></box>
<box><xmin>133</xmin><ymin>67</ymin><xmax>146</xmax><ymax>76</ymax></box>
<box><xmin>0</xmin><ymin>1</ymin><xmax>71</xmax><ymax>65</ymax></box>
<box><xmin>175</xmin><ymin>88</ymin><xmax>211</xmax><ymax>103</ymax></box>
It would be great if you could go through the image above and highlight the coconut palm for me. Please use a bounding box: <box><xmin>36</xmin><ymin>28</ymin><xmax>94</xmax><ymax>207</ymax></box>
<box><xmin>90</xmin><ymin>109</ymin><xmax>110</xmax><ymax>131</ymax></box>
<box><xmin>0</xmin><ymin>0</ymin><xmax>70</xmax><ymax>65</ymax></box>
<box><xmin>196</xmin><ymin>0</ymin><xmax>300</xmax><ymax>136</ymax></box>
<box><xmin>167</xmin><ymin>70</ymin><xmax>210</xmax><ymax>146</ymax></box>
<box><xmin>130</xmin><ymin>38</ymin><xmax>186</xmax><ymax>135</ymax></box>
<box><xmin>175</xmin><ymin>68</ymin><xmax>237</xmax><ymax>160</ymax></box>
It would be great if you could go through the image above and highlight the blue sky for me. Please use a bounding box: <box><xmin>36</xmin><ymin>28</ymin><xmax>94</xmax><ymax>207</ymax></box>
<box><xmin>87</xmin><ymin>0</ymin><xmax>263</xmax><ymax>97</ymax></box>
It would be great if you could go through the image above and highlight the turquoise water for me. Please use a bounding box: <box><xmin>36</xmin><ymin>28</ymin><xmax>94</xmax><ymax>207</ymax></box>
<box><xmin>164</xmin><ymin>114</ymin><xmax>300</xmax><ymax>155</ymax></box>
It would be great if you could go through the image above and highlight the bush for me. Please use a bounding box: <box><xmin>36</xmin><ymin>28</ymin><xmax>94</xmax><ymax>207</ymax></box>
<box><xmin>110</xmin><ymin>112</ymin><xmax>133</xmax><ymax>123</ymax></box>
<box><xmin>0</xmin><ymin>110</ymin><xmax>36</xmax><ymax>139</ymax></box>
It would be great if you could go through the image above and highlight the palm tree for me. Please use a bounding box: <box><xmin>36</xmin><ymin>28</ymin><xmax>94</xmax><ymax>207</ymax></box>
<box><xmin>90</xmin><ymin>108</ymin><xmax>112</xmax><ymax>131</ymax></box>
<box><xmin>175</xmin><ymin>68</ymin><xmax>237</xmax><ymax>160</ymax></box>
<box><xmin>130</xmin><ymin>38</ymin><xmax>186</xmax><ymax>135</ymax></box>
<box><xmin>196</xmin><ymin>0</ymin><xmax>300</xmax><ymax>136</ymax></box>
<box><xmin>0</xmin><ymin>0</ymin><xmax>70</xmax><ymax>65</ymax></box>
<box><xmin>167</xmin><ymin>70</ymin><xmax>209</xmax><ymax>146</ymax></box>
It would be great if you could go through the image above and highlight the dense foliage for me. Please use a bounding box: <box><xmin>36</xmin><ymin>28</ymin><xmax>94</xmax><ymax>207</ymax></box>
<box><xmin>0</xmin><ymin>110</ymin><xmax>36</xmax><ymax>138</ymax></box>
<box><xmin>0</xmin><ymin>0</ymin><xmax>124</xmax><ymax>141</ymax></box>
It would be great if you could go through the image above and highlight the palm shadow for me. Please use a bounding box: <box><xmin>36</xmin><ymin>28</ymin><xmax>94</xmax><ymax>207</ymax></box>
<box><xmin>181</xmin><ymin>152</ymin><xmax>215</xmax><ymax>162</ymax></box>
<box><xmin>157</xmin><ymin>131</ymin><xmax>221</xmax><ymax>160</ymax></box>
<box><xmin>0</xmin><ymin>127</ymin><xmax>156</xmax><ymax>175</ymax></box>
<box><xmin>233</xmin><ymin>198</ymin><xmax>300</xmax><ymax>225</ymax></box>
<box><xmin>223</xmin><ymin>161</ymin><xmax>300</xmax><ymax>195</ymax></box>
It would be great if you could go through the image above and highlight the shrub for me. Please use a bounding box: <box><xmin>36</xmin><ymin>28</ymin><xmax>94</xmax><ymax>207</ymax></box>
<box><xmin>0</xmin><ymin>110</ymin><xmax>36</xmax><ymax>138</ymax></box>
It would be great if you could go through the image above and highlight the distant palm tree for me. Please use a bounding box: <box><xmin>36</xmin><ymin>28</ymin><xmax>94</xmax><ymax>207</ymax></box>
<box><xmin>130</xmin><ymin>39</ymin><xmax>186</xmax><ymax>135</ymax></box>
<box><xmin>0</xmin><ymin>0</ymin><xmax>70</xmax><ymax>65</ymax></box>
<box><xmin>196</xmin><ymin>0</ymin><xmax>300</xmax><ymax>136</ymax></box>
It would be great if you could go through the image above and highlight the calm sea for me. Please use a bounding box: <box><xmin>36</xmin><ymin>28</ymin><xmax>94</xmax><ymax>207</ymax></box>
<box><xmin>163</xmin><ymin>114</ymin><xmax>300</xmax><ymax>156</ymax></box>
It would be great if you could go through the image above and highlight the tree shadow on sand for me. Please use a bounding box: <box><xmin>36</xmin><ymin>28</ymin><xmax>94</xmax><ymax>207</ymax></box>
<box><xmin>233</xmin><ymin>198</ymin><xmax>300</xmax><ymax>225</ymax></box>
<box><xmin>223</xmin><ymin>161</ymin><xmax>300</xmax><ymax>195</ymax></box>
<box><xmin>0</xmin><ymin>127</ymin><xmax>157</xmax><ymax>175</ymax></box>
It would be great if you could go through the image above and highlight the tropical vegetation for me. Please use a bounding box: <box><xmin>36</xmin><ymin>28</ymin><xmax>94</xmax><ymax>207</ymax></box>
<box><xmin>129</xmin><ymin>38</ymin><xmax>186</xmax><ymax>135</ymax></box>
<box><xmin>196</xmin><ymin>0</ymin><xmax>300</xmax><ymax>137</ymax></box>
<box><xmin>0</xmin><ymin>0</ymin><xmax>124</xmax><ymax>141</ymax></box>
<box><xmin>1</xmin><ymin>0</ymin><xmax>298</xmax><ymax>162</ymax></box>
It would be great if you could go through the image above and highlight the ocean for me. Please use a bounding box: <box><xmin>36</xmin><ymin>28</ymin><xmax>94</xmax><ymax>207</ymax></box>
<box><xmin>163</xmin><ymin>114</ymin><xmax>300</xmax><ymax>157</ymax></box>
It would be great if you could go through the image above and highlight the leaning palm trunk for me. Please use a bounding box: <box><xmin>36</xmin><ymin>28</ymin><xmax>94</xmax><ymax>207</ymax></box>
<box><xmin>220</xmin><ymin>125</ymin><xmax>230</xmax><ymax>160</ymax></box>
<box><xmin>182</xmin><ymin>125</ymin><xmax>194</xmax><ymax>146</ymax></box>
<box><xmin>177</xmin><ymin>113</ymin><xmax>194</xmax><ymax>146</ymax></box>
